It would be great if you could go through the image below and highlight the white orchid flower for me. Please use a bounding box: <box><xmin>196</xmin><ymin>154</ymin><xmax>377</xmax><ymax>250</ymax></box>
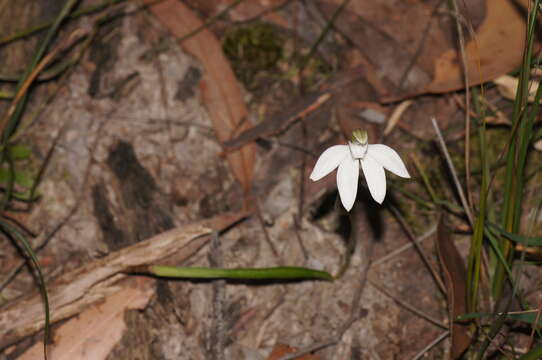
<box><xmin>310</xmin><ymin>129</ymin><xmax>410</xmax><ymax>211</ymax></box>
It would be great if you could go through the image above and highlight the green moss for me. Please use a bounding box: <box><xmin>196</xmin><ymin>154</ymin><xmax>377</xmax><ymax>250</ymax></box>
<box><xmin>222</xmin><ymin>22</ymin><xmax>284</xmax><ymax>90</ymax></box>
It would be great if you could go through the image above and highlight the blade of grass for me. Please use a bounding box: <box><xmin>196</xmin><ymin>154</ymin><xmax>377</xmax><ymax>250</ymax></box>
<box><xmin>0</xmin><ymin>0</ymin><xmax>79</xmax><ymax>143</ymax></box>
<box><xmin>519</xmin><ymin>345</ymin><xmax>542</xmax><ymax>360</ymax></box>
<box><xmin>0</xmin><ymin>218</ymin><xmax>49</xmax><ymax>359</ymax></box>
<box><xmin>140</xmin><ymin>265</ymin><xmax>333</xmax><ymax>281</ymax></box>
<box><xmin>488</xmin><ymin>223</ymin><xmax>542</xmax><ymax>246</ymax></box>
<box><xmin>495</xmin><ymin>0</ymin><xmax>541</xmax><ymax>298</ymax></box>
<box><xmin>411</xmin><ymin>153</ymin><xmax>439</xmax><ymax>204</ymax></box>
<box><xmin>465</xmin><ymin>86</ymin><xmax>490</xmax><ymax>313</ymax></box>
<box><xmin>0</xmin><ymin>0</ymin><xmax>127</xmax><ymax>46</ymax></box>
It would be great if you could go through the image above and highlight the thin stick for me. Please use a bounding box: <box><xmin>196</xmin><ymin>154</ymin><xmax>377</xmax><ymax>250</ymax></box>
<box><xmin>175</xmin><ymin>0</ymin><xmax>246</xmax><ymax>44</ymax></box>
<box><xmin>255</xmin><ymin>199</ymin><xmax>281</xmax><ymax>261</ymax></box>
<box><xmin>371</xmin><ymin>223</ymin><xmax>437</xmax><ymax>266</ymax></box>
<box><xmin>411</xmin><ymin>331</ymin><xmax>449</xmax><ymax>360</ymax></box>
<box><xmin>431</xmin><ymin>117</ymin><xmax>474</xmax><ymax>227</ymax></box>
<box><xmin>0</xmin><ymin>29</ymin><xmax>86</xmax><ymax>136</ymax></box>
<box><xmin>369</xmin><ymin>280</ymin><xmax>447</xmax><ymax>329</ymax></box>
<box><xmin>388</xmin><ymin>204</ymin><xmax>447</xmax><ymax>295</ymax></box>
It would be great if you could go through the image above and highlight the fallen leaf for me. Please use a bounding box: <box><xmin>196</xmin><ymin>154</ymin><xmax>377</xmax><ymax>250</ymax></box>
<box><xmin>147</xmin><ymin>0</ymin><xmax>256</xmax><ymax>195</ymax></box>
<box><xmin>266</xmin><ymin>343</ymin><xmax>320</xmax><ymax>360</ymax></box>
<box><xmin>426</xmin><ymin>0</ymin><xmax>531</xmax><ymax>94</ymax></box>
<box><xmin>435</xmin><ymin>216</ymin><xmax>471</xmax><ymax>359</ymax></box>
<box><xmin>318</xmin><ymin>0</ymin><xmax>532</xmax><ymax>101</ymax></box>
<box><xmin>19</xmin><ymin>278</ymin><xmax>154</xmax><ymax>360</ymax></box>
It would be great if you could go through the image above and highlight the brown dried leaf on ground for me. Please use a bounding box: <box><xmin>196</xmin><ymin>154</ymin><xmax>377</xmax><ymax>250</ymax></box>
<box><xmin>147</xmin><ymin>0</ymin><xmax>256</xmax><ymax>195</ymax></box>
<box><xmin>18</xmin><ymin>278</ymin><xmax>154</xmax><ymax>360</ymax></box>
<box><xmin>435</xmin><ymin>216</ymin><xmax>471</xmax><ymax>359</ymax></box>
<box><xmin>318</xmin><ymin>0</ymin><xmax>531</xmax><ymax>101</ymax></box>
<box><xmin>266</xmin><ymin>343</ymin><xmax>320</xmax><ymax>360</ymax></box>
<box><xmin>426</xmin><ymin>0</ymin><xmax>530</xmax><ymax>94</ymax></box>
<box><xmin>185</xmin><ymin>0</ymin><xmax>291</xmax><ymax>26</ymax></box>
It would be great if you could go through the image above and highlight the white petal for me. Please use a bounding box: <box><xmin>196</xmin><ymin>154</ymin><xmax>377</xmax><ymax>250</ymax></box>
<box><xmin>361</xmin><ymin>156</ymin><xmax>386</xmax><ymax>204</ymax></box>
<box><xmin>337</xmin><ymin>158</ymin><xmax>359</xmax><ymax>211</ymax></box>
<box><xmin>367</xmin><ymin>144</ymin><xmax>410</xmax><ymax>178</ymax></box>
<box><xmin>310</xmin><ymin>145</ymin><xmax>350</xmax><ymax>181</ymax></box>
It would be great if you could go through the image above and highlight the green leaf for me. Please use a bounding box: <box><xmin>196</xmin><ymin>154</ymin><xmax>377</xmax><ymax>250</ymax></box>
<box><xmin>0</xmin><ymin>167</ymin><xmax>34</xmax><ymax>188</ymax></box>
<box><xmin>488</xmin><ymin>223</ymin><xmax>542</xmax><ymax>246</ymax></box>
<box><xmin>0</xmin><ymin>218</ymin><xmax>50</xmax><ymax>357</ymax></box>
<box><xmin>518</xmin><ymin>345</ymin><xmax>542</xmax><ymax>360</ymax></box>
<box><xmin>149</xmin><ymin>265</ymin><xmax>333</xmax><ymax>281</ymax></box>
<box><xmin>8</xmin><ymin>143</ymin><xmax>31</xmax><ymax>160</ymax></box>
<box><xmin>12</xmin><ymin>189</ymin><xmax>40</xmax><ymax>201</ymax></box>
<box><xmin>458</xmin><ymin>310</ymin><xmax>542</xmax><ymax>327</ymax></box>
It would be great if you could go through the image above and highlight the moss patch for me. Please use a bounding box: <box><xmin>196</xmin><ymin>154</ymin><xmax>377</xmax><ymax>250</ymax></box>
<box><xmin>222</xmin><ymin>22</ymin><xmax>284</xmax><ymax>91</ymax></box>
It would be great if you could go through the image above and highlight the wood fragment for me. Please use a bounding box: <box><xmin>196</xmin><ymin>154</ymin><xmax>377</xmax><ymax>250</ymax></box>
<box><xmin>0</xmin><ymin>212</ymin><xmax>247</xmax><ymax>350</ymax></box>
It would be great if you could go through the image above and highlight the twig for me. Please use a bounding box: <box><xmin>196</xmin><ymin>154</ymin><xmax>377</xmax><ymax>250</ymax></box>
<box><xmin>388</xmin><ymin>204</ymin><xmax>447</xmax><ymax>295</ymax></box>
<box><xmin>369</xmin><ymin>280</ymin><xmax>447</xmax><ymax>329</ymax></box>
<box><xmin>431</xmin><ymin>117</ymin><xmax>474</xmax><ymax>227</ymax></box>
<box><xmin>292</xmin><ymin>216</ymin><xmax>309</xmax><ymax>261</ymax></box>
<box><xmin>255</xmin><ymin>199</ymin><xmax>281</xmax><ymax>261</ymax></box>
<box><xmin>297</xmin><ymin>122</ymin><xmax>308</xmax><ymax>222</ymax></box>
<box><xmin>234</xmin><ymin>0</ymin><xmax>293</xmax><ymax>25</ymax></box>
<box><xmin>207</xmin><ymin>232</ymin><xmax>226</xmax><ymax>360</ymax></box>
<box><xmin>371</xmin><ymin>223</ymin><xmax>437</xmax><ymax>266</ymax></box>
<box><xmin>383</xmin><ymin>99</ymin><xmax>413</xmax><ymax>136</ymax></box>
<box><xmin>0</xmin><ymin>29</ymin><xmax>86</xmax><ymax>137</ymax></box>
<box><xmin>175</xmin><ymin>0</ymin><xmax>246</xmax><ymax>44</ymax></box>
<box><xmin>398</xmin><ymin>0</ymin><xmax>446</xmax><ymax>90</ymax></box>
<box><xmin>298</xmin><ymin>0</ymin><xmax>351</xmax><ymax>75</ymax></box>
<box><xmin>411</xmin><ymin>331</ymin><xmax>449</xmax><ymax>360</ymax></box>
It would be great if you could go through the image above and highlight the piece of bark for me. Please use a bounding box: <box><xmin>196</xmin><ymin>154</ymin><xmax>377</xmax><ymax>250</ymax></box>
<box><xmin>18</xmin><ymin>277</ymin><xmax>154</xmax><ymax>360</ymax></box>
<box><xmin>0</xmin><ymin>212</ymin><xmax>247</xmax><ymax>350</ymax></box>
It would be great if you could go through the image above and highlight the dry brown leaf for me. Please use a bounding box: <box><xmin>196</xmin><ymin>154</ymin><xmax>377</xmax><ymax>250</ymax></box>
<box><xmin>426</xmin><ymin>0</ymin><xmax>530</xmax><ymax>94</ymax></box>
<box><xmin>266</xmin><ymin>343</ymin><xmax>320</xmax><ymax>360</ymax></box>
<box><xmin>19</xmin><ymin>278</ymin><xmax>154</xmax><ymax>360</ymax></box>
<box><xmin>319</xmin><ymin>0</ymin><xmax>531</xmax><ymax>101</ymax></box>
<box><xmin>435</xmin><ymin>216</ymin><xmax>471</xmax><ymax>359</ymax></box>
<box><xmin>147</xmin><ymin>0</ymin><xmax>256</xmax><ymax>195</ymax></box>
